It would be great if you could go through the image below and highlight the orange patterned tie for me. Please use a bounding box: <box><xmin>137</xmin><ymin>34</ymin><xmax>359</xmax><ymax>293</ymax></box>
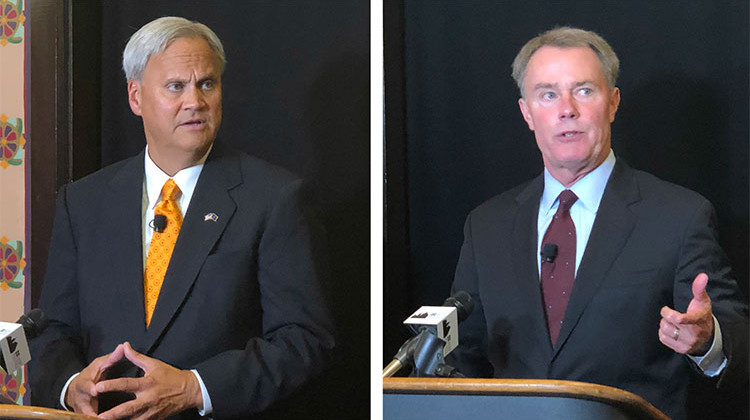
<box><xmin>144</xmin><ymin>179</ymin><xmax>183</xmax><ymax>327</ymax></box>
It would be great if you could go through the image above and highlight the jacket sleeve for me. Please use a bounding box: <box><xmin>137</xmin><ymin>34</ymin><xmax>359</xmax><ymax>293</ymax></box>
<box><xmin>192</xmin><ymin>179</ymin><xmax>335</xmax><ymax>418</ymax></box>
<box><xmin>29</xmin><ymin>184</ymin><xmax>87</xmax><ymax>409</ymax></box>
<box><xmin>446</xmin><ymin>212</ymin><xmax>494</xmax><ymax>378</ymax></box>
<box><xmin>674</xmin><ymin>197</ymin><xmax>748</xmax><ymax>387</ymax></box>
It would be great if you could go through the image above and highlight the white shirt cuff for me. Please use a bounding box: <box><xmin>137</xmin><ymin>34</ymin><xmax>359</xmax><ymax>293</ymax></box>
<box><xmin>191</xmin><ymin>369</ymin><xmax>213</xmax><ymax>416</ymax></box>
<box><xmin>688</xmin><ymin>316</ymin><xmax>727</xmax><ymax>377</ymax></box>
<box><xmin>60</xmin><ymin>372</ymin><xmax>80</xmax><ymax>411</ymax></box>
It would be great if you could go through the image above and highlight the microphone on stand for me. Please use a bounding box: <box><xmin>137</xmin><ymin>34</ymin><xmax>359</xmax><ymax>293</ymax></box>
<box><xmin>0</xmin><ymin>309</ymin><xmax>48</xmax><ymax>404</ymax></box>
<box><xmin>383</xmin><ymin>291</ymin><xmax>474</xmax><ymax>377</ymax></box>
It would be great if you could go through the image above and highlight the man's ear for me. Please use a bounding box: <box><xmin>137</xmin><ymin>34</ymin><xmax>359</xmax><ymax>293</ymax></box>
<box><xmin>608</xmin><ymin>87</ymin><xmax>621</xmax><ymax>123</ymax></box>
<box><xmin>518</xmin><ymin>97</ymin><xmax>535</xmax><ymax>131</ymax></box>
<box><xmin>128</xmin><ymin>80</ymin><xmax>143</xmax><ymax>116</ymax></box>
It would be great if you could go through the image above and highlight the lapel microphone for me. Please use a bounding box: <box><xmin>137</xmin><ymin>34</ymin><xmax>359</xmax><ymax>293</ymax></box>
<box><xmin>541</xmin><ymin>243</ymin><xmax>558</xmax><ymax>263</ymax></box>
<box><xmin>150</xmin><ymin>214</ymin><xmax>168</xmax><ymax>233</ymax></box>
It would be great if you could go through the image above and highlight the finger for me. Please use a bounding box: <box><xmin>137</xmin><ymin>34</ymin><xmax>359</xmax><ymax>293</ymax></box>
<box><xmin>658</xmin><ymin>327</ymin><xmax>677</xmax><ymax>350</ymax></box>
<box><xmin>691</xmin><ymin>273</ymin><xmax>709</xmax><ymax>302</ymax></box>
<box><xmin>659</xmin><ymin>319</ymin><xmax>679</xmax><ymax>340</ymax></box>
<box><xmin>106</xmin><ymin>343</ymin><xmax>126</xmax><ymax>363</ymax></box>
<box><xmin>659</xmin><ymin>318</ymin><xmax>674</xmax><ymax>333</ymax></box>
<box><xmin>88</xmin><ymin>345</ymin><xmax>126</xmax><ymax>384</ymax></box>
<box><xmin>660</xmin><ymin>305</ymin><xmax>686</xmax><ymax>325</ymax></box>
<box><xmin>66</xmin><ymin>389</ymin><xmax>98</xmax><ymax>417</ymax></box>
<box><xmin>658</xmin><ymin>326</ymin><xmax>689</xmax><ymax>354</ymax></box>
<box><xmin>78</xmin><ymin>404</ymin><xmax>99</xmax><ymax>418</ymax></box>
<box><xmin>121</xmin><ymin>341</ymin><xmax>155</xmax><ymax>372</ymax></box>
<box><xmin>97</xmin><ymin>344</ymin><xmax>126</xmax><ymax>373</ymax></box>
<box><xmin>95</xmin><ymin>377</ymin><xmax>143</xmax><ymax>394</ymax></box>
<box><xmin>98</xmin><ymin>399</ymin><xmax>144</xmax><ymax>420</ymax></box>
<box><xmin>82</xmin><ymin>400</ymin><xmax>100</xmax><ymax>418</ymax></box>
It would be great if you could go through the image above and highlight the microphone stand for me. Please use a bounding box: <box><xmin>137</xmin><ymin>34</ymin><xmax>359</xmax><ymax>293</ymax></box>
<box><xmin>382</xmin><ymin>330</ymin><xmax>464</xmax><ymax>378</ymax></box>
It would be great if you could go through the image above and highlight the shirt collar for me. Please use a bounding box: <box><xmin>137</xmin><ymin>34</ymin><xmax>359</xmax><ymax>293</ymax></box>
<box><xmin>540</xmin><ymin>149</ymin><xmax>616</xmax><ymax>216</ymax></box>
<box><xmin>144</xmin><ymin>144</ymin><xmax>212</xmax><ymax>210</ymax></box>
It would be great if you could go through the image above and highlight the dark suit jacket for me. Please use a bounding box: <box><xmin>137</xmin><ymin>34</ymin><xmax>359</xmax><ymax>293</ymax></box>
<box><xmin>29</xmin><ymin>142</ymin><xmax>335</xmax><ymax>419</ymax></box>
<box><xmin>448</xmin><ymin>160</ymin><xmax>748</xmax><ymax>420</ymax></box>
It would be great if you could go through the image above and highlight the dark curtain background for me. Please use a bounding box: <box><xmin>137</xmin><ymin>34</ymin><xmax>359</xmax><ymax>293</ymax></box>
<box><xmin>99</xmin><ymin>1</ymin><xmax>369</xmax><ymax>418</ymax></box>
<box><xmin>385</xmin><ymin>1</ymin><xmax>748</xmax><ymax>419</ymax></box>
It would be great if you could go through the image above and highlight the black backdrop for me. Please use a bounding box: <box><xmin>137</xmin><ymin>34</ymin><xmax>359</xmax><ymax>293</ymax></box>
<box><xmin>385</xmin><ymin>1</ymin><xmax>748</xmax><ymax>419</ymax></box>
<box><xmin>99</xmin><ymin>1</ymin><xmax>369</xmax><ymax>418</ymax></box>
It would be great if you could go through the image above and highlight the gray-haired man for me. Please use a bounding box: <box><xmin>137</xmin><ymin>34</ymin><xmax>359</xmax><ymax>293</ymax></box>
<box><xmin>31</xmin><ymin>16</ymin><xmax>334</xmax><ymax>419</ymax></box>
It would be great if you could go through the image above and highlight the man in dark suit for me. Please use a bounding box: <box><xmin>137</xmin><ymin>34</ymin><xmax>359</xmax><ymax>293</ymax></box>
<box><xmin>30</xmin><ymin>16</ymin><xmax>334</xmax><ymax>419</ymax></box>
<box><xmin>448</xmin><ymin>27</ymin><xmax>748</xmax><ymax>420</ymax></box>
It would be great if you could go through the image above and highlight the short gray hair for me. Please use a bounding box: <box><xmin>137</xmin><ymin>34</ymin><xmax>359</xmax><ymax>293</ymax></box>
<box><xmin>122</xmin><ymin>16</ymin><xmax>226</xmax><ymax>82</ymax></box>
<box><xmin>511</xmin><ymin>27</ymin><xmax>619</xmax><ymax>96</ymax></box>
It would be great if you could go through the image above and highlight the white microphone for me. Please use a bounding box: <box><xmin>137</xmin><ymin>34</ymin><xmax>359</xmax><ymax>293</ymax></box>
<box><xmin>383</xmin><ymin>291</ymin><xmax>473</xmax><ymax>377</ymax></box>
<box><xmin>403</xmin><ymin>306</ymin><xmax>459</xmax><ymax>356</ymax></box>
<box><xmin>0</xmin><ymin>322</ymin><xmax>30</xmax><ymax>374</ymax></box>
<box><xmin>0</xmin><ymin>309</ymin><xmax>47</xmax><ymax>375</ymax></box>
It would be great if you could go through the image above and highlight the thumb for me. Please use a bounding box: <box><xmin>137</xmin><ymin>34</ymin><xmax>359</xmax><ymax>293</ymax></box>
<box><xmin>691</xmin><ymin>273</ymin><xmax>710</xmax><ymax>304</ymax></box>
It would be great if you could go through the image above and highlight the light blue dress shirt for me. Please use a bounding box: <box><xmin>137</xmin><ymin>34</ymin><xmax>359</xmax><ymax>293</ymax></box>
<box><xmin>536</xmin><ymin>149</ymin><xmax>726</xmax><ymax>376</ymax></box>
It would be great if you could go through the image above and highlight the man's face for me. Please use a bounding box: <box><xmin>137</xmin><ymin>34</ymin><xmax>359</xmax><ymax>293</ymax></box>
<box><xmin>128</xmin><ymin>37</ymin><xmax>222</xmax><ymax>168</ymax></box>
<box><xmin>518</xmin><ymin>46</ymin><xmax>620</xmax><ymax>181</ymax></box>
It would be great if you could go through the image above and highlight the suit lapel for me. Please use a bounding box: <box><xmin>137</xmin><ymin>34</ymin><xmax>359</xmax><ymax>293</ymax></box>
<box><xmin>553</xmin><ymin>161</ymin><xmax>640</xmax><ymax>357</ymax></box>
<box><xmin>511</xmin><ymin>175</ymin><xmax>554</xmax><ymax>360</ymax></box>
<box><xmin>143</xmin><ymin>145</ymin><xmax>241</xmax><ymax>352</ymax></box>
<box><xmin>106</xmin><ymin>151</ymin><xmax>149</xmax><ymax>343</ymax></box>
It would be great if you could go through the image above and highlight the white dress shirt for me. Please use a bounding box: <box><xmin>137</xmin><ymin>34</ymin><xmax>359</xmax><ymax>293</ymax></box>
<box><xmin>61</xmin><ymin>146</ymin><xmax>215</xmax><ymax>415</ymax></box>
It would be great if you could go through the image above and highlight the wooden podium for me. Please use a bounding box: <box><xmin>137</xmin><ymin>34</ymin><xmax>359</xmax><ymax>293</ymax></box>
<box><xmin>383</xmin><ymin>378</ymin><xmax>669</xmax><ymax>420</ymax></box>
<box><xmin>0</xmin><ymin>405</ymin><xmax>98</xmax><ymax>420</ymax></box>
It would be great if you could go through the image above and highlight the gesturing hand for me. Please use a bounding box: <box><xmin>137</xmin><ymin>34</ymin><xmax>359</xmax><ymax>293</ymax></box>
<box><xmin>95</xmin><ymin>342</ymin><xmax>202</xmax><ymax>420</ymax></box>
<box><xmin>659</xmin><ymin>273</ymin><xmax>715</xmax><ymax>356</ymax></box>
<box><xmin>65</xmin><ymin>344</ymin><xmax>126</xmax><ymax>416</ymax></box>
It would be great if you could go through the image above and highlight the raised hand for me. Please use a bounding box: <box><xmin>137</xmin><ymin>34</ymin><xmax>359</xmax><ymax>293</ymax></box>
<box><xmin>659</xmin><ymin>273</ymin><xmax>714</xmax><ymax>356</ymax></box>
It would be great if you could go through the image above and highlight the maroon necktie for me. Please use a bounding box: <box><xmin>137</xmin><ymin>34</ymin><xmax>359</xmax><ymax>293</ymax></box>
<box><xmin>541</xmin><ymin>189</ymin><xmax>578</xmax><ymax>345</ymax></box>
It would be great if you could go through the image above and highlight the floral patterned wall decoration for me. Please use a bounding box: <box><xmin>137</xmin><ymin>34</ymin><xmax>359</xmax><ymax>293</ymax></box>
<box><xmin>0</xmin><ymin>237</ymin><xmax>24</xmax><ymax>290</ymax></box>
<box><xmin>0</xmin><ymin>369</ymin><xmax>24</xmax><ymax>403</ymax></box>
<box><xmin>0</xmin><ymin>0</ymin><xmax>24</xmax><ymax>46</ymax></box>
<box><xmin>0</xmin><ymin>0</ymin><xmax>25</xmax><ymax>404</ymax></box>
<box><xmin>0</xmin><ymin>116</ymin><xmax>24</xmax><ymax>168</ymax></box>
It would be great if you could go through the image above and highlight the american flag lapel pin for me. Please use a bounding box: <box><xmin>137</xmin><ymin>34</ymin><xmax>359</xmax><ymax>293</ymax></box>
<box><xmin>204</xmin><ymin>212</ymin><xmax>219</xmax><ymax>222</ymax></box>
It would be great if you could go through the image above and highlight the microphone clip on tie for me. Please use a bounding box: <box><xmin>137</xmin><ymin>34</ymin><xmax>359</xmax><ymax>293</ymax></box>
<box><xmin>150</xmin><ymin>214</ymin><xmax>168</xmax><ymax>233</ymax></box>
<box><xmin>541</xmin><ymin>243</ymin><xmax>558</xmax><ymax>263</ymax></box>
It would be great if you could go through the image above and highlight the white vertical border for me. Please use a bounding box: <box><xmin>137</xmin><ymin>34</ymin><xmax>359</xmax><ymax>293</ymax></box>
<box><xmin>370</xmin><ymin>0</ymin><xmax>384</xmax><ymax>418</ymax></box>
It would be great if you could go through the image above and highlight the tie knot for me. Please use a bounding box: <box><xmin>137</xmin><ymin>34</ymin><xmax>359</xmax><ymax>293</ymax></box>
<box><xmin>557</xmin><ymin>189</ymin><xmax>578</xmax><ymax>212</ymax></box>
<box><xmin>161</xmin><ymin>179</ymin><xmax>181</xmax><ymax>202</ymax></box>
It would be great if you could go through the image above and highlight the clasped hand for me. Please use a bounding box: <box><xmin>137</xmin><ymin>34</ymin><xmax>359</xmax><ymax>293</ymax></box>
<box><xmin>65</xmin><ymin>342</ymin><xmax>202</xmax><ymax>420</ymax></box>
<box><xmin>658</xmin><ymin>273</ymin><xmax>715</xmax><ymax>356</ymax></box>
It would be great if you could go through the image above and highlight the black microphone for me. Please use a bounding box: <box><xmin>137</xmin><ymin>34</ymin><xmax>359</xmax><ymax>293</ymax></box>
<box><xmin>541</xmin><ymin>243</ymin><xmax>558</xmax><ymax>263</ymax></box>
<box><xmin>151</xmin><ymin>214</ymin><xmax>167</xmax><ymax>233</ymax></box>
<box><xmin>442</xmin><ymin>291</ymin><xmax>474</xmax><ymax>322</ymax></box>
<box><xmin>0</xmin><ymin>309</ymin><xmax>48</xmax><ymax>394</ymax></box>
<box><xmin>383</xmin><ymin>291</ymin><xmax>474</xmax><ymax>377</ymax></box>
<box><xmin>16</xmin><ymin>308</ymin><xmax>48</xmax><ymax>339</ymax></box>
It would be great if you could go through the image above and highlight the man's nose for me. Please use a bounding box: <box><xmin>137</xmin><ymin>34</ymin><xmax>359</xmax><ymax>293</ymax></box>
<box><xmin>183</xmin><ymin>85</ymin><xmax>206</xmax><ymax>110</ymax></box>
<box><xmin>558</xmin><ymin>94</ymin><xmax>578</xmax><ymax>120</ymax></box>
